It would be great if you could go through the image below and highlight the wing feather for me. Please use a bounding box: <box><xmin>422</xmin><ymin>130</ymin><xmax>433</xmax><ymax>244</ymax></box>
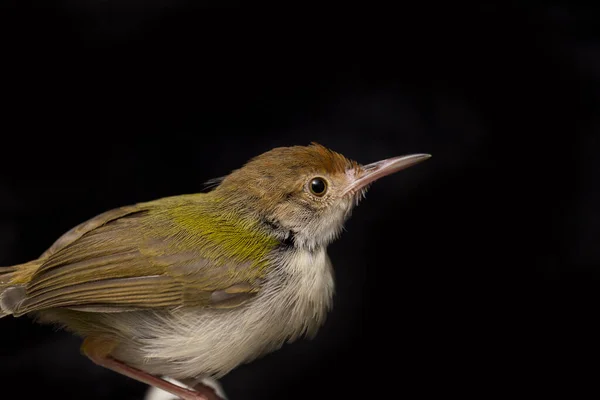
<box><xmin>15</xmin><ymin>198</ymin><xmax>268</xmax><ymax>316</ymax></box>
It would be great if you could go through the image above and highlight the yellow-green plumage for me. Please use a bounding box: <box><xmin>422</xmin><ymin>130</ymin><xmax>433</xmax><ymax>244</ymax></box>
<box><xmin>163</xmin><ymin>194</ymin><xmax>278</xmax><ymax>270</ymax></box>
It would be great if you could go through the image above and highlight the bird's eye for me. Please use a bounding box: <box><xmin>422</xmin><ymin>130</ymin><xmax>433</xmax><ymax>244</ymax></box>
<box><xmin>309</xmin><ymin>177</ymin><xmax>328</xmax><ymax>196</ymax></box>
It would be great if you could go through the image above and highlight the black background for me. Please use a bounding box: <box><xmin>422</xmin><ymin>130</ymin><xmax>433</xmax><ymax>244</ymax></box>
<box><xmin>1</xmin><ymin>4</ymin><xmax>599</xmax><ymax>399</ymax></box>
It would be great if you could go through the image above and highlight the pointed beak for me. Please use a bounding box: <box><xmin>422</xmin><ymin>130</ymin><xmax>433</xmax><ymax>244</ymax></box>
<box><xmin>343</xmin><ymin>153</ymin><xmax>431</xmax><ymax>196</ymax></box>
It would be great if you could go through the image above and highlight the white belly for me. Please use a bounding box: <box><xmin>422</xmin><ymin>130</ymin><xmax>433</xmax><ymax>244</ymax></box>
<box><xmin>110</xmin><ymin>247</ymin><xmax>335</xmax><ymax>380</ymax></box>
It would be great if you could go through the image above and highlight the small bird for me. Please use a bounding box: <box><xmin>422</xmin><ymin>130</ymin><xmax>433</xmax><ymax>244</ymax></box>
<box><xmin>0</xmin><ymin>143</ymin><xmax>430</xmax><ymax>400</ymax></box>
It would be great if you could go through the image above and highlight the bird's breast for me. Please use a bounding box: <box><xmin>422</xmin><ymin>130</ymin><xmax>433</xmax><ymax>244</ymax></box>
<box><xmin>112</xmin><ymin>247</ymin><xmax>335</xmax><ymax>379</ymax></box>
<box><xmin>272</xmin><ymin>247</ymin><xmax>335</xmax><ymax>339</ymax></box>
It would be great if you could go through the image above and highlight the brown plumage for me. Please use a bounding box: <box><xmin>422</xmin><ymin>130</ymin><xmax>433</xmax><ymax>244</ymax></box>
<box><xmin>219</xmin><ymin>143</ymin><xmax>361</xmax><ymax>214</ymax></box>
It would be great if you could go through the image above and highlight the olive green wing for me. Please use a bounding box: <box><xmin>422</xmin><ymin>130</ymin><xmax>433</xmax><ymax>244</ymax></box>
<box><xmin>13</xmin><ymin>199</ymin><xmax>268</xmax><ymax>316</ymax></box>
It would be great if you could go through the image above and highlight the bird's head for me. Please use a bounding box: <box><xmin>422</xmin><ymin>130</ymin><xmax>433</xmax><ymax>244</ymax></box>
<box><xmin>213</xmin><ymin>143</ymin><xmax>430</xmax><ymax>250</ymax></box>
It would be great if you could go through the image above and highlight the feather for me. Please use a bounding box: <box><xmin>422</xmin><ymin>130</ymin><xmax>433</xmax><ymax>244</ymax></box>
<box><xmin>13</xmin><ymin>194</ymin><xmax>275</xmax><ymax>316</ymax></box>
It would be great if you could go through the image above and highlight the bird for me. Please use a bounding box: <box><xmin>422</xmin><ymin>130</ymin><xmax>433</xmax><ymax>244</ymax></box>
<box><xmin>0</xmin><ymin>142</ymin><xmax>430</xmax><ymax>400</ymax></box>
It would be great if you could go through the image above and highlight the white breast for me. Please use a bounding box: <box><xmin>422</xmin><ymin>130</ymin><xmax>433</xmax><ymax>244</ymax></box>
<box><xmin>111</xmin><ymin>247</ymin><xmax>335</xmax><ymax>380</ymax></box>
<box><xmin>267</xmin><ymin>247</ymin><xmax>335</xmax><ymax>341</ymax></box>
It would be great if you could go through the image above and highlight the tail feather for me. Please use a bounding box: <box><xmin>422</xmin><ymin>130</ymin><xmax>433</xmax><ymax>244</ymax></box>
<box><xmin>0</xmin><ymin>266</ymin><xmax>19</xmax><ymax>318</ymax></box>
<box><xmin>0</xmin><ymin>261</ymin><xmax>40</xmax><ymax>318</ymax></box>
<box><xmin>0</xmin><ymin>265</ymin><xmax>18</xmax><ymax>280</ymax></box>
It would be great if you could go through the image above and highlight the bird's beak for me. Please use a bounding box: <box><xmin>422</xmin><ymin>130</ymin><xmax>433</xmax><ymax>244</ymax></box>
<box><xmin>343</xmin><ymin>153</ymin><xmax>431</xmax><ymax>196</ymax></box>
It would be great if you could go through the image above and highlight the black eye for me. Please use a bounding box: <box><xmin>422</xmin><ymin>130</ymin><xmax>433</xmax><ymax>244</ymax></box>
<box><xmin>309</xmin><ymin>177</ymin><xmax>327</xmax><ymax>196</ymax></box>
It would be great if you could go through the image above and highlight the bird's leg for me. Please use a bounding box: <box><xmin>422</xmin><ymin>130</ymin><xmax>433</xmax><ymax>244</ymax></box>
<box><xmin>81</xmin><ymin>337</ymin><xmax>213</xmax><ymax>400</ymax></box>
<box><xmin>179</xmin><ymin>377</ymin><xmax>225</xmax><ymax>400</ymax></box>
<box><xmin>188</xmin><ymin>381</ymin><xmax>223</xmax><ymax>400</ymax></box>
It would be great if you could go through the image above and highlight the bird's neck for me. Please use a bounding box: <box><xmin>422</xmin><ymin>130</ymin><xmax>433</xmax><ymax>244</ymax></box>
<box><xmin>178</xmin><ymin>192</ymin><xmax>329</xmax><ymax>256</ymax></box>
<box><xmin>204</xmin><ymin>191</ymin><xmax>305</xmax><ymax>251</ymax></box>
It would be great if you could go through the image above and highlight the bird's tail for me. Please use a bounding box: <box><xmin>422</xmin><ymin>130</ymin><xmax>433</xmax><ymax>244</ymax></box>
<box><xmin>0</xmin><ymin>261</ymin><xmax>40</xmax><ymax>318</ymax></box>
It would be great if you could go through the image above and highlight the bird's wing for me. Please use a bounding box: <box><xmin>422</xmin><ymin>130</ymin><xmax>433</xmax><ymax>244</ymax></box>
<box><xmin>14</xmin><ymin>198</ymin><xmax>274</xmax><ymax>316</ymax></box>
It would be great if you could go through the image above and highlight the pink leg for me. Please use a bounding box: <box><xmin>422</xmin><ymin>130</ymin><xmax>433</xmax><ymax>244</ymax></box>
<box><xmin>82</xmin><ymin>337</ymin><xmax>218</xmax><ymax>400</ymax></box>
<box><xmin>189</xmin><ymin>381</ymin><xmax>223</xmax><ymax>400</ymax></box>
